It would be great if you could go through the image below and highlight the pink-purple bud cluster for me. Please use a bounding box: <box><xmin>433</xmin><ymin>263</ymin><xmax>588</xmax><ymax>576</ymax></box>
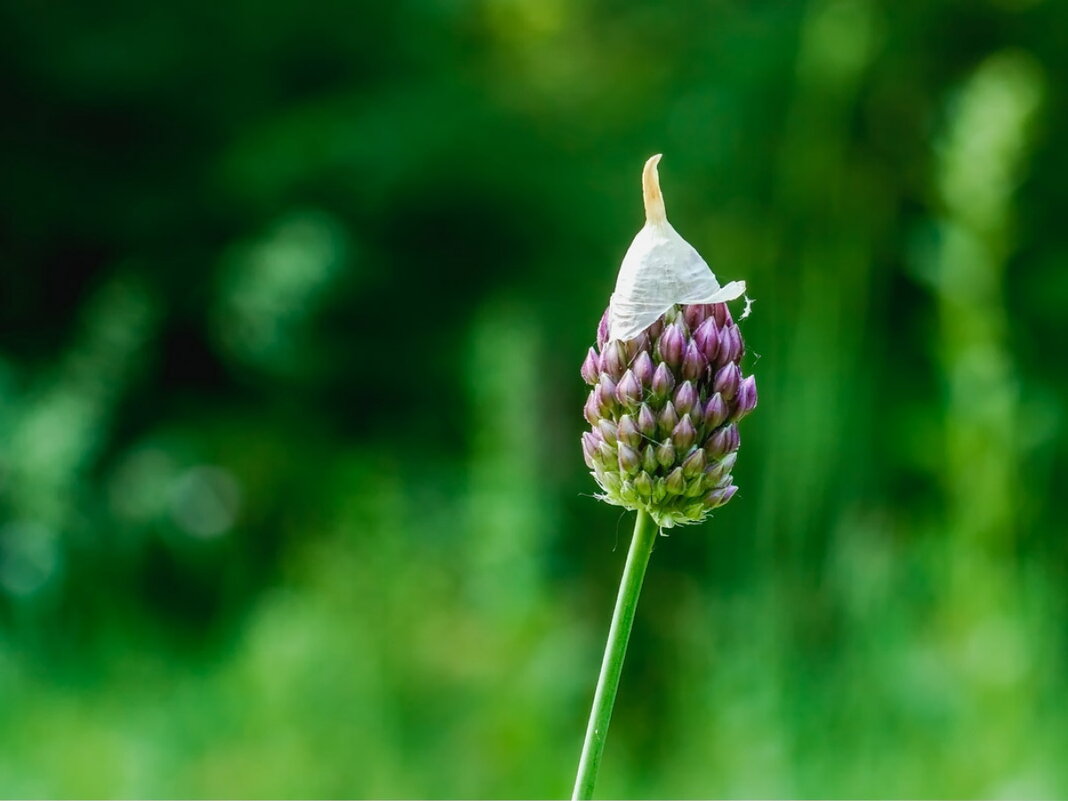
<box><xmin>581</xmin><ymin>303</ymin><xmax>757</xmax><ymax>527</ymax></box>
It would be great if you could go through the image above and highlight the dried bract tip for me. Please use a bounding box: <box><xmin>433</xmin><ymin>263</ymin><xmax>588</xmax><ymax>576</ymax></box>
<box><xmin>642</xmin><ymin>154</ymin><xmax>666</xmax><ymax>226</ymax></box>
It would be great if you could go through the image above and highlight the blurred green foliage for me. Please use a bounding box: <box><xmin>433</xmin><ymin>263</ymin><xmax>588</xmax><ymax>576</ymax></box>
<box><xmin>2</xmin><ymin>0</ymin><xmax>1067</xmax><ymax>796</ymax></box>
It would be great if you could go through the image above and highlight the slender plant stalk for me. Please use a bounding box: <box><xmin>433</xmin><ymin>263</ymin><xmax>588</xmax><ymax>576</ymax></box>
<box><xmin>572</xmin><ymin>509</ymin><xmax>657</xmax><ymax>800</ymax></box>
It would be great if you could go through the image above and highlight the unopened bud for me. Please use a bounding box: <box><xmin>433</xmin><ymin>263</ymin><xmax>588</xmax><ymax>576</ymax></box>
<box><xmin>618</xmin><ymin>443</ymin><xmax>641</xmax><ymax>475</ymax></box>
<box><xmin>584</xmin><ymin>391</ymin><xmax>601</xmax><ymax>425</ymax></box>
<box><xmin>597</xmin><ymin>419</ymin><xmax>618</xmax><ymax>445</ymax></box>
<box><xmin>665</xmin><ymin>467</ymin><xmax>686</xmax><ymax>495</ymax></box>
<box><xmin>642</xmin><ymin>444</ymin><xmax>659</xmax><ymax>474</ymax></box>
<box><xmin>705</xmin><ymin>485</ymin><xmax>738</xmax><ymax>508</ymax></box>
<box><xmin>682</xmin><ymin>447</ymin><xmax>706</xmax><ymax>478</ymax></box>
<box><xmin>658</xmin><ymin>401</ymin><xmax>679</xmax><ymax>438</ymax></box>
<box><xmin>581</xmin><ymin>432</ymin><xmax>598</xmax><ymax>468</ymax></box>
<box><xmin>637</xmin><ymin>404</ymin><xmax>658</xmax><ymax>438</ymax></box>
<box><xmin>694</xmin><ymin>317</ymin><xmax>720</xmax><ymax>362</ymax></box>
<box><xmin>581</xmin><ymin>347</ymin><xmax>601</xmax><ymax>385</ymax></box>
<box><xmin>602</xmin><ymin>342</ymin><xmax>626</xmax><ymax>380</ymax></box>
<box><xmin>598</xmin><ymin>374</ymin><xmax>618</xmax><ymax>412</ymax></box>
<box><xmin>615</xmin><ymin>369</ymin><xmax>643</xmax><ymax>407</ymax></box>
<box><xmin>655</xmin><ymin>439</ymin><xmax>676</xmax><ymax>468</ymax></box>
<box><xmin>658</xmin><ymin>323</ymin><xmax>685</xmax><ymax>368</ymax></box>
<box><xmin>703</xmin><ymin>392</ymin><xmax>729</xmax><ymax>429</ymax></box>
<box><xmin>706</xmin><ymin>424</ymin><xmax>738</xmax><ymax>460</ymax></box>
<box><xmin>733</xmin><ymin>375</ymin><xmax>758</xmax><ymax>421</ymax></box>
<box><xmin>617</xmin><ymin>414</ymin><xmax>641</xmax><ymax>448</ymax></box>
<box><xmin>632</xmin><ymin>351</ymin><xmax>655</xmax><ymax>388</ymax></box>
<box><xmin>633</xmin><ymin>471</ymin><xmax>654</xmax><ymax>499</ymax></box>
<box><xmin>712</xmin><ymin>363</ymin><xmax>740</xmax><ymax>400</ymax></box>
<box><xmin>672</xmin><ymin>415</ymin><xmax>697</xmax><ymax>452</ymax></box>
<box><xmin>722</xmin><ymin>323</ymin><xmax>743</xmax><ymax>362</ymax></box>
<box><xmin>681</xmin><ymin>340</ymin><xmax>707</xmax><ymax>381</ymax></box>
<box><xmin>673</xmin><ymin>381</ymin><xmax>698</xmax><ymax>417</ymax></box>
<box><xmin>650</xmin><ymin>362</ymin><xmax>675</xmax><ymax>401</ymax></box>
<box><xmin>684</xmin><ymin>304</ymin><xmax>710</xmax><ymax>330</ymax></box>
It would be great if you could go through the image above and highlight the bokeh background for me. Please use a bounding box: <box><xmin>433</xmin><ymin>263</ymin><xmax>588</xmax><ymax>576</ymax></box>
<box><xmin>2</xmin><ymin>0</ymin><xmax>1067</xmax><ymax>797</ymax></box>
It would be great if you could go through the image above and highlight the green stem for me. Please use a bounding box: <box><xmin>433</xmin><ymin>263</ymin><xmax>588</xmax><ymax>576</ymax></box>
<box><xmin>572</xmin><ymin>509</ymin><xmax>657</xmax><ymax>800</ymax></box>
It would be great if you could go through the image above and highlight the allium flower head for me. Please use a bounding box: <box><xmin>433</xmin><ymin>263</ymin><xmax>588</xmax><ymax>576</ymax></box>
<box><xmin>581</xmin><ymin>156</ymin><xmax>757</xmax><ymax>528</ymax></box>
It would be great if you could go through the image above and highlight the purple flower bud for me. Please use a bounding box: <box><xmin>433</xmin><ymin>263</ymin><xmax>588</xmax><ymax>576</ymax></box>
<box><xmin>627</xmin><ymin>333</ymin><xmax>651</xmax><ymax>361</ymax></box>
<box><xmin>655</xmin><ymin>439</ymin><xmax>676</xmax><ymax>468</ymax></box>
<box><xmin>597</xmin><ymin>419</ymin><xmax>618</xmax><ymax>445</ymax></box>
<box><xmin>650</xmin><ymin>362</ymin><xmax>675</xmax><ymax>401</ymax></box>
<box><xmin>712</xmin><ymin>363</ymin><xmax>741</xmax><ymax>400</ymax></box>
<box><xmin>581</xmin><ymin>347</ymin><xmax>601</xmax><ymax>385</ymax></box>
<box><xmin>617</xmin><ymin>414</ymin><xmax>641</xmax><ymax>448</ymax></box>
<box><xmin>733</xmin><ymin>375</ymin><xmax>758</xmax><ymax>421</ymax></box>
<box><xmin>703</xmin><ymin>460</ymin><xmax>725</xmax><ymax>486</ymax></box>
<box><xmin>703</xmin><ymin>393</ymin><xmax>729</xmax><ymax>429</ymax></box>
<box><xmin>615</xmin><ymin>369</ymin><xmax>643</xmax><ymax>406</ymax></box>
<box><xmin>682</xmin><ymin>447</ymin><xmax>706</xmax><ymax>478</ymax></box>
<box><xmin>581</xmin><ymin>432</ymin><xmax>598</xmax><ymax>468</ymax></box>
<box><xmin>641</xmin><ymin>444</ymin><xmax>658</xmax><ymax>474</ymax></box>
<box><xmin>673</xmin><ymin>381</ymin><xmax>698</xmax><ymax>417</ymax></box>
<box><xmin>705</xmin><ymin>424</ymin><xmax>738</xmax><ymax>460</ymax></box>
<box><xmin>658</xmin><ymin>323</ymin><xmax>686</xmax><ymax>368</ymax></box>
<box><xmin>715</xmin><ymin>327</ymin><xmax>733</xmax><ymax>363</ymax></box>
<box><xmin>618</xmin><ymin>443</ymin><xmax>641</xmax><ymax>475</ymax></box>
<box><xmin>681</xmin><ymin>340</ymin><xmax>707</xmax><ymax>382</ymax></box>
<box><xmin>602</xmin><ymin>342</ymin><xmax>626</xmax><ymax>380</ymax></box>
<box><xmin>583</xmin><ymin>391</ymin><xmax>601</xmax><ymax>425</ymax></box>
<box><xmin>705</xmin><ymin>485</ymin><xmax>738</xmax><ymax>508</ymax></box>
<box><xmin>718</xmin><ymin>451</ymin><xmax>738</xmax><ymax>473</ymax></box>
<box><xmin>658</xmin><ymin>401</ymin><xmax>679</xmax><ymax>438</ymax></box>
<box><xmin>665</xmin><ymin>467</ymin><xmax>686</xmax><ymax>495</ymax></box>
<box><xmin>632</xmin><ymin>351</ymin><xmax>655</xmax><ymax>388</ymax></box>
<box><xmin>597</xmin><ymin>309</ymin><xmax>610</xmax><ymax>349</ymax></box>
<box><xmin>712</xmin><ymin>303</ymin><xmax>730</xmax><ymax>327</ymax></box>
<box><xmin>633</xmin><ymin>471</ymin><xmax>653</xmax><ymax>498</ymax></box>
<box><xmin>694</xmin><ymin>318</ymin><xmax>720</xmax><ymax>362</ymax></box>
<box><xmin>646</xmin><ymin>318</ymin><xmax>664</xmax><ymax>340</ymax></box>
<box><xmin>672</xmin><ymin>414</ymin><xmax>697</xmax><ymax>452</ymax></box>
<box><xmin>720</xmin><ymin>323</ymin><xmax>743</xmax><ymax>363</ymax></box>
<box><xmin>637</xmin><ymin>404</ymin><xmax>658</xmax><ymax>438</ymax></box>
<box><xmin>597</xmin><ymin>374</ymin><xmax>618</xmax><ymax>413</ymax></box>
<box><xmin>683</xmin><ymin>304</ymin><xmax>711</xmax><ymax>330</ymax></box>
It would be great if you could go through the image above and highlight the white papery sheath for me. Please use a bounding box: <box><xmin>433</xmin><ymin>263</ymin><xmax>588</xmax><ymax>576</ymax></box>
<box><xmin>608</xmin><ymin>155</ymin><xmax>746</xmax><ymax>342</ymax></box>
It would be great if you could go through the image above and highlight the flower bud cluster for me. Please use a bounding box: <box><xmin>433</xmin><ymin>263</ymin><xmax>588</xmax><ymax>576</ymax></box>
<box><xmin>581</xmin><ymin>302</ymin><xmax>757</xmax><ymax>527</ymax></box>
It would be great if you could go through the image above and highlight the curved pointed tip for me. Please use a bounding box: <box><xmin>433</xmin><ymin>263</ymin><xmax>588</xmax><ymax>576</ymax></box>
<box><xmin>642</xmin><ymin>154</ymin><xmax>667</xmax><ymax>225</ymax></box>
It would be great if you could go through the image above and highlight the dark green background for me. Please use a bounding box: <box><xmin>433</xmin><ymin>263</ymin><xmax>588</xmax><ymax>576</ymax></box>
<box><xmin>1</xmin><ymin>0</ymin><xmax>1066</xmax><ymax>796</ymax></box>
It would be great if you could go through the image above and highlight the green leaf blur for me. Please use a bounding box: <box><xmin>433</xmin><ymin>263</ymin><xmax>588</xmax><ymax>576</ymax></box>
<box><xmin>1</xmin><ymin>0</ymin><xmax>1066</xmax><ymax>796</ymax></box>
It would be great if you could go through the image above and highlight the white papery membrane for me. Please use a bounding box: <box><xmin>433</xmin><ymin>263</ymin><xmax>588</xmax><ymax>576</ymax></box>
<box><xmin>607</xmin><ymin>155</ymin><xmax>746</xmax><ymax>342</ymax></box>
